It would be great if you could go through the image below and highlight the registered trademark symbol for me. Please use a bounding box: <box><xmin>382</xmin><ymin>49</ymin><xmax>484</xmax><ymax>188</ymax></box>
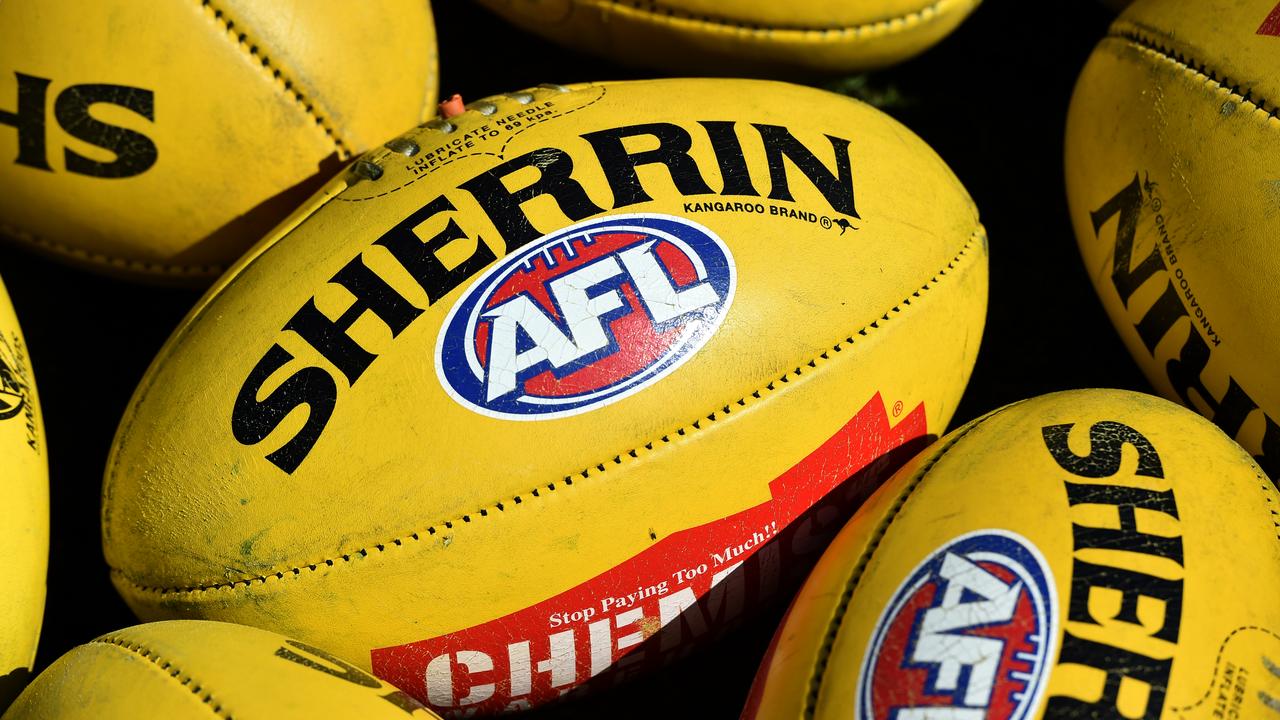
<box><xmin>820</xmin><ymin>216</ymin><xmax>832</xmax><ymax>229</ymax></box>
<box><xmin>893</xmin><ymin>400</ymin><xmax>903</xmax><ymax>417</ymax></box>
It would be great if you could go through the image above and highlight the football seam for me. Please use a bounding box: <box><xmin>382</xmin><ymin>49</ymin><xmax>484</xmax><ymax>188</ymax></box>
<box><xmin>1168</xmin><ymin>625</ymin><xmax>1280</xmax><ymax>712</ymax></box>
<box><xmin>341</xmin><ymin>84</ymin><xmax>607</xmax><ymax>203</ymax></box>
<box><xmin>1261</xmin><ymin>469</ymin><xmax>1280</xmax><ymax>543</ymax></box>
<box><xmin>108</xmin><ymin>226</ymin><xmax>985</xmax><ymax>597</ymax></box>
<box><xmin>93</xmin><ymin>635</ymin><xmax>233</xmax><ymax>719</ymax></box>
<box><xmin>1110</xmin><ymin>25</ymin><xmax>1280</xmax><ymax>126</ymax></box>
<box><xmin>0</xmin><ymin>0</ymin><xmax>367</xmax><ymax>278</ymax></box>
<box><xmin>0</xmin><ymin>221</ymin><xmax>226</xmax><ymax>276</ymax></box>
<box><xmin>199</xmin><ymin>0</ymin><xmax>354</xmax><ymax>159</ymax></box>
<box><xmin>801</xmin><ymin>399</ymin><xmax>1021</xmax><ymax>718</ymax></box>
<box><xmin>560</xmin><ymin>0</ymin><xmax>967</xmax><ymax>38</ymax></box>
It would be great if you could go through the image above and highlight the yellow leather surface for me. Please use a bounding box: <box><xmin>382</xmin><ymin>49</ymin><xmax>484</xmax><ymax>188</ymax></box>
<box><xmin>745</xmin><ymin>389</ymin><xmax>1280</xmax><ymax>719</ymax></box>
<box><xmin>0</xmin><ymin>1</ymin><xmax>437</xmax><ymax>282</ymax></box>
<box><xmin>2</xmin><ymin>621</ymin><xmax>440</xmax><ymax>719</ymax></box>
<box><xmin>471</xmin><ymin>0</ymin><xmax>981</xmax><ymax>75</ymax></box>
<box><xmin>103</xmin><ymin>78</ymin><xmax>987</xmax><ymax>711</ymax></box>
<box><xmin>0</xmin><ymin>276</ymin><xmax>47</xmax><ymax>712</ymax></box>
<box><xmin>1066</xmin><ymin>0</ymin><xmax>1280</xmax><ymax>481</ymax></box>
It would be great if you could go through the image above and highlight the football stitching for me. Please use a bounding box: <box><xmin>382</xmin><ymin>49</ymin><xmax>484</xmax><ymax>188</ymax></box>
<box><xmin>1108</xmin><ymin>30</ymin><xmax>1280</xmax><ymax>542</ymax></box>
<box><xmin>340</xmin><ymin>85</ymin><xmax>610</xmax><ymax>202</ymax></box>
<box><xmin>94</xmin><ymin>635</ymin><xmax>233</xmax><ymax>719</ymax></box>
<box><xmin>802</xmin><ymin>399</ymin><xmax>1020</xmax><ymax>718</ymax></box>
<box><xmin>1111</xmin><ymin>25</ymin><xmax>1280</xmax><ymax>125</ymax></box>
<box><xmin>199</xmin><ymin>0</ymin><xmax>354</xmax><ymax>159</ymax></box>
<box><xmin>110</xmin><ymin>227</ymin><xmax>985</xmax><ymax>597</ymax></box>
<box><xmin>0</xmin><ymin>2</ymin><xmax>364</xmax><ymax>278</ymax></box>
<box><xmin>1168</xmin><ymin>625</ymin><xmax>1280</xmax><ymax>712</ymax></box>
<box><xmin>98</xmin><ymin>187</ymin><xmax>355</xmax><ymax>543</ymax></box>
<box><xmin>1266</xmin><ymin>469</ymin><xmax>1280</xmax><ymax>542</ymax></box>
<box><xmin>0</xmin><ymin>221</ymin><xmax>225</xmax><ymax>276</ymax></box>
<box><xmin>563</xmin><ymin>0</ymin><xmax>964</xmax><ymax>38</ymax></box>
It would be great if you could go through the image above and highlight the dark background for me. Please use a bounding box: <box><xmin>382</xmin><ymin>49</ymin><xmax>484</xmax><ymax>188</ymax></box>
<box><xmin>4</xmin><ymin>1</ymin><xmax>1149</xmax><ymax>716</ymax></box>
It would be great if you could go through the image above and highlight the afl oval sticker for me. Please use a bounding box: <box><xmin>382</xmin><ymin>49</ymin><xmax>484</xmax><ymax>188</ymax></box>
<box><xmin>858</xmin><ymin>529</ymin><xmax>1058</xmax><ymax>719</ymax></box>
<box><xmin>436</xmin><ymin>213</ymin><xmax>736</xmax><ymax>420</ymax></box>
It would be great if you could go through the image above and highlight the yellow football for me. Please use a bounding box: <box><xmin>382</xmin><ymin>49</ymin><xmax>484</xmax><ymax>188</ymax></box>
<box><xmin>1066</xmin><ymin>0</ymin><xmax>1280</xmax><ymax>481</ymax></box>
<box><xmin>2</xmin><ymin>621</ymin><xmax>440</xmax><ymax>719</ymax></box>
<box><xmin>102</xmin><ymin>78</ymin><xmax>988</xmax><ymax>714</ymax></box>
<box><xmin>744</xmin><ymin>389</ymin><xmax>1280</xmax><ymax>719</ymax></box>
<box><xmin>470</xmin><ymin>0</ymin><xmax>981</xmax><ymax>75</ymax></box>
<box><xmin>0</xmin><ymin>1</ymin><xmax>437</xmax><ymax>283</ymax></box>
<box><xmin>0</xmin><ymin>276</ymin><xmax>46</xmax><ymax>713</ymax></box>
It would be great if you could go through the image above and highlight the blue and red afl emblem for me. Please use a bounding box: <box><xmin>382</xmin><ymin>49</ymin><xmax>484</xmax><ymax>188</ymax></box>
<box><xmin>436</xmin><ymin>213</ymin><xmax>736</xmax><ymax>420</ymax></box>
<box><xmin>857</xmin><ymin>530</ymin><xmax>1058</xmax><ymax>719</ymax></box>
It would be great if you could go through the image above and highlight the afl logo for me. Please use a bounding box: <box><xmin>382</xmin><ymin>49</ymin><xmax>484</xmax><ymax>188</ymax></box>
<box><xmin>858</xmin><ymin>530</ymin><xmax>1058</xmax><ymax>720</ymax></box>
<box><xmin>436</xmin><ymin>213</ymin><xmax>736</xmax><ymax>420</ymax></box>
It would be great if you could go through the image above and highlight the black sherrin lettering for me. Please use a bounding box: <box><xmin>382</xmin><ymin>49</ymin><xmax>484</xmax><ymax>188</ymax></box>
<box><xmin>1066</xmin><ymin>558</ymin><xmax>1182</xmax><ymax>643</ymax></box>
<box><xmin>1091</xmin><ymin>175</ymin><xmax>1280</xmax><ymax>480</ymax></box>
<box><xmin>752</xmin><ymin>123</ymin><xmax>858</xmax><ymax>218</ymax></box>
<box><xmin>233</xmin><ymin>255</ymin><xmax>424</xmax><ymax>474</ymax></box>
<box><xmin>1048</xmin><ymin>634</ymin><xmax>1172</xmax><ymax>720</ymax></box>
<box><xmin>53</xmin><ymin>83</ymin><xmax>156</xmax><ymax>178</ymax></box>
<box><xmin>697</xmin><ymin>121</ymin><xmax>760</xmax><ymax>197</ymax></box>
<box><xmin>1061</xmin><ymin>481</ymin><xmax>1182</xmax><ymax>566</ymax></box>
<box><xmin>0</xmin><ymin>72</ymin><xmax>52</xmax><ymax>170</ymax></box>
<box><xmin>1063</xmin><ymin>482</ymin><xmax>1183</xmax><ymax>642</ymax></box>
<box><xmin>233</xmin><ymin>120</ymin><xmax>865</xmax><ymax>474</ymax></box>
<box><xmin>458</xmin><ymin>147</ymin><xmax>604</xmax><ymax>253</ymax></box>
<box><xmin>581</xmin><ymin>122</ymin><xmax>715</xmax><ymax>207</ymax></box>
<box><xmin>1132</xmin><ymin>283</ymin><xmax>1187</xmax><ymax>355</ymax></box>
<box><xmin>1041</xmin><ymin>420</ymin><xmax>1183</xmax><ymax>720</ymax></box>
<box><xmin>1042</xmin><ymin>421</ymin><xmax>1164</xmax><ymax>479</ymax></box>
<box><xmin>1092</xmin><ymin>174</ymin><xmax>1191</xmax><ymax>357</ymax></box>
<box><xmin>1223</xmin><ymin>388</ymin><xmax>1280</xmax><ymax>475</ymax></box>
<box><xmin>1094</xmin><ymin>174</ymin><xmax>1158</xmax><ymax>306</ymax></box>
<box><xmin>283</xmin><ymin>255</ymin><xmax>421</xmax><ymax>385</ymax></box>
<box><xmin>232</xmin><ymin>346</ymin><xmax>337</xmax><ymax>475</ymax></box>
<box><xmin>375</xmin><ymin>195</ymin><xmax>497</xmax><ymax>305</ymax></box>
